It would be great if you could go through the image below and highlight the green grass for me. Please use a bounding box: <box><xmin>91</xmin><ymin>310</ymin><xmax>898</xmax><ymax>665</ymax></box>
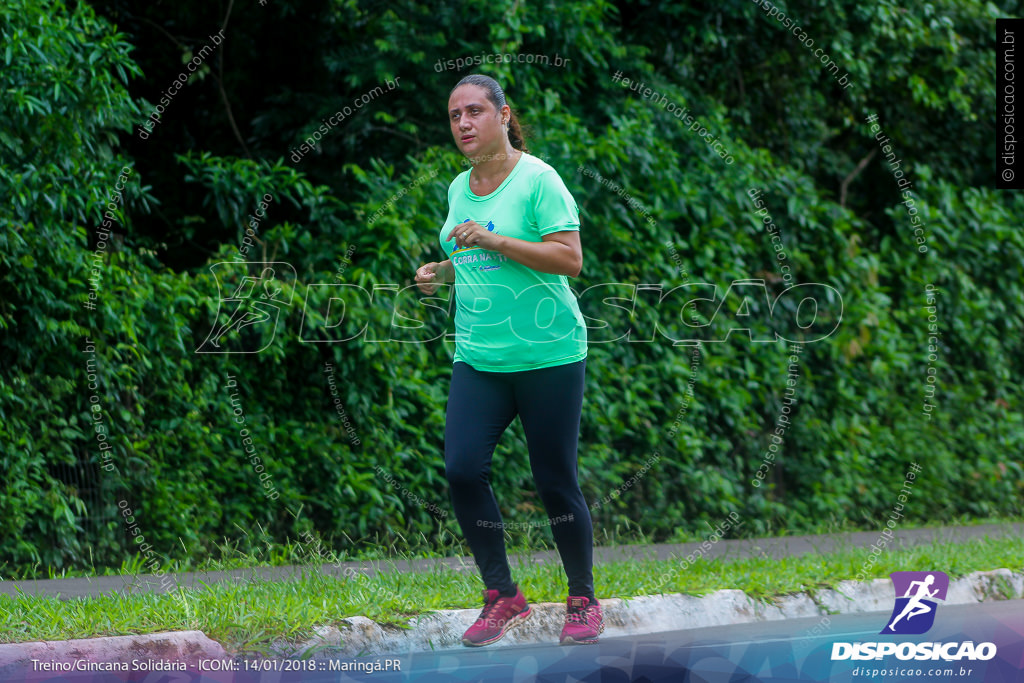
<box><xmin>1</xmin><ymin>535</ymin><xmax>1021</xmax><ymax>655</ymax></box>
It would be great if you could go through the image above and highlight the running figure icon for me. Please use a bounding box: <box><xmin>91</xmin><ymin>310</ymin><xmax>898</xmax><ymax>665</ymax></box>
<box><xmin>887</xmin><ymin>574</ymin><xmax>939</xmax><ymax>631</ymax></box>
<box><xmin>208</xmin><ymin>266</ymin><xmax>282</xmax><ymax>348</ymax></box>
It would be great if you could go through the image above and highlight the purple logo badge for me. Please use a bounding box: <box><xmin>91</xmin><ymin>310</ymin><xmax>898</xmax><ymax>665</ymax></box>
<box><xmin>881</xmin><ymin>571</ymin><xmax>949</xmax><ymax>635</ymax></box>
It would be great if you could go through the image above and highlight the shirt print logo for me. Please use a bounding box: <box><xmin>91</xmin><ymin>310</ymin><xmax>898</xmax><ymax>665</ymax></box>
<box><xmin>881</xmin><ymin>571</ymin><xmax>949</xmax><ymax>635</ymax></box>
<box><xmin>451</xmin><ymin>219</ymin><xmax>506</xmax><ymax>271</ymax></box>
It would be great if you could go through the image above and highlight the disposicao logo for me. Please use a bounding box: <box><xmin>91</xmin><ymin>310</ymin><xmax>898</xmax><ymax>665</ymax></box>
<box><xmin>831</xmin><ymin>570</ymin><xmax>997</xmax><ymax>662</ymax></box>
<box><xmin>882</xmin><ymin>571</ymin><xmax>948</xmax><ymax>635</ymax></box>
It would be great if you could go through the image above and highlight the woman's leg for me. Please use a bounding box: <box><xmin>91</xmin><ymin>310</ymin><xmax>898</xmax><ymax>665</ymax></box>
<box><xmin>444</xmin><ymin>361</ymin><xmax>519</xmax><ymax>594</ymax></box>
<box><xmin>512</xmin><ymin>359</ymin><xmax>594</xmax><ymax>600</ymax></box>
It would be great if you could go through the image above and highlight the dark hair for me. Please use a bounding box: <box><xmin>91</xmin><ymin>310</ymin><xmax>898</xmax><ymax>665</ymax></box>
<box><xmin>450</xmin><ymin>73</ymin><xmax>529</xmax><ymax>153</ymax></box>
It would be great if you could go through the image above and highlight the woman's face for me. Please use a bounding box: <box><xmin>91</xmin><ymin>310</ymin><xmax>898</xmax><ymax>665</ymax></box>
<box><xmin>448</xmin><ymin>84</ymin><xmax>507</xmax><ymax>159</ymax></box>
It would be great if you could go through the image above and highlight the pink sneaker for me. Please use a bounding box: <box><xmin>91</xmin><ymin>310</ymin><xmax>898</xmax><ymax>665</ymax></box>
<box><xmin>461</xmin><ymin>586</ymin><xmax>532</xmax><ymax>647</ymax></box>
<box><xmin>559</xmin><ymin>595</ymin><xmax>604</xmax><ymax>645</ymax></box>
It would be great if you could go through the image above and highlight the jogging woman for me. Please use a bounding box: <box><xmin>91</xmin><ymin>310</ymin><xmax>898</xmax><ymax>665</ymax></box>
<box><xmin>414</xmin><ymin>74</ymin><xmax>602</xmax><ymax>647</ymax></box>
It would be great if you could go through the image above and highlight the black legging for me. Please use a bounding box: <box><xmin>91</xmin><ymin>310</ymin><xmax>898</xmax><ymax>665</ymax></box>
<box><xmin>444</xmin><ymin>358</ymin><xmax>594</xmax><ymax>599</ymax></box>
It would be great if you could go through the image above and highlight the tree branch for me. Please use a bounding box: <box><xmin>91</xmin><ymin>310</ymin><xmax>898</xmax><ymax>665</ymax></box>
<box><xmin>840</xmin><ymin>148</ymin><xmax>877</xmax><ymax>208</ymax></box>
<box><xmin>216</xmin><ymin>0</ymin><xmax>252</xmax><ymax>158</ymax></box>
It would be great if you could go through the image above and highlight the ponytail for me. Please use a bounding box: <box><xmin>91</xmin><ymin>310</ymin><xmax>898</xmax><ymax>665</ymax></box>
<box><xmin>506</xmin><ymin>109</ymin><xmax>529</xmax><ymax>153</ymax></box>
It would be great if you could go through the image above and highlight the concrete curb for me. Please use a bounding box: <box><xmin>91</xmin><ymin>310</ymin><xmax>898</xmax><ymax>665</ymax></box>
<box><xmin>286</xmin><ymin>569</ymin><xmax>1024</xmax><ymax>658</ymax></box>
<box><xmin>1</xmin><ymin>570</ymin><xmax>1020</xmax><ymax>668</ymax></box>
<box><xmin>0</xmin><ymin>630</ymin><xmax>226</xmax><ymax>672</ymax></box>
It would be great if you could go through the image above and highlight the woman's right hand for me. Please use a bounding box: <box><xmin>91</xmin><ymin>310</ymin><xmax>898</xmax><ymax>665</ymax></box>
<box><xmin>415</xmin><ymin>261</ymin><xmax>449</xmax><ymax>295</ymax></box>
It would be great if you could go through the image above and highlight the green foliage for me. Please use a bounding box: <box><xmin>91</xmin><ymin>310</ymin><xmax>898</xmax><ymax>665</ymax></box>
<box><xmin>1</xmin><ymin>0</ymin><xmax>148</xmax><ymax>568</ymax></box>
<box><xmin>2</xmin><ymin>0</ymin><xmax>1022</xmax><ymax>575</ymax></box>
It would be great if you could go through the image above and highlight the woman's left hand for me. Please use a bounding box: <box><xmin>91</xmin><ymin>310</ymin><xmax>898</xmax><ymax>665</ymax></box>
<box><xmin>447</xmin><ymin>220</ymin><xmax>503</xmax><ymax>252</ymax></box>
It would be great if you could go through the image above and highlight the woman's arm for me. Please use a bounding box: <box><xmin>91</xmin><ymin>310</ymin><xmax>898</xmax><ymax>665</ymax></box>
<box><xmin>435</xmin><ymin>259</ymin><xmax>455</xmax><ymax>282</ymax></box>
<box><xmin>494</xmin><ymin>231</ymin><xmax>582</xmax><ymax>278</ymax></box>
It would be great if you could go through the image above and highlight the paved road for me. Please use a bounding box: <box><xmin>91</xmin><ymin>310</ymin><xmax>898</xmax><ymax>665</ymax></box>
<box><xmin>4</xmin><ymin>523</ymin><xmax>1021</xmax><ymax>600</ymax></box>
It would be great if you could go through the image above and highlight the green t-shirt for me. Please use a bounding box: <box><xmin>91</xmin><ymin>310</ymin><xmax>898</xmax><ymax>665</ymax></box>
<box><xmin>439</xmin><ymin>153</ymin><xmax>588</xmax><ymax>372</ymax></box>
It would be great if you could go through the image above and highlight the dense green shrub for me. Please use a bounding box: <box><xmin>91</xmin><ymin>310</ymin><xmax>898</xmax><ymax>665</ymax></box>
<box><xmin>2</xmin><ymin>0</ymin><xmax>1022</xmax><ymax>575</ymax></box>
